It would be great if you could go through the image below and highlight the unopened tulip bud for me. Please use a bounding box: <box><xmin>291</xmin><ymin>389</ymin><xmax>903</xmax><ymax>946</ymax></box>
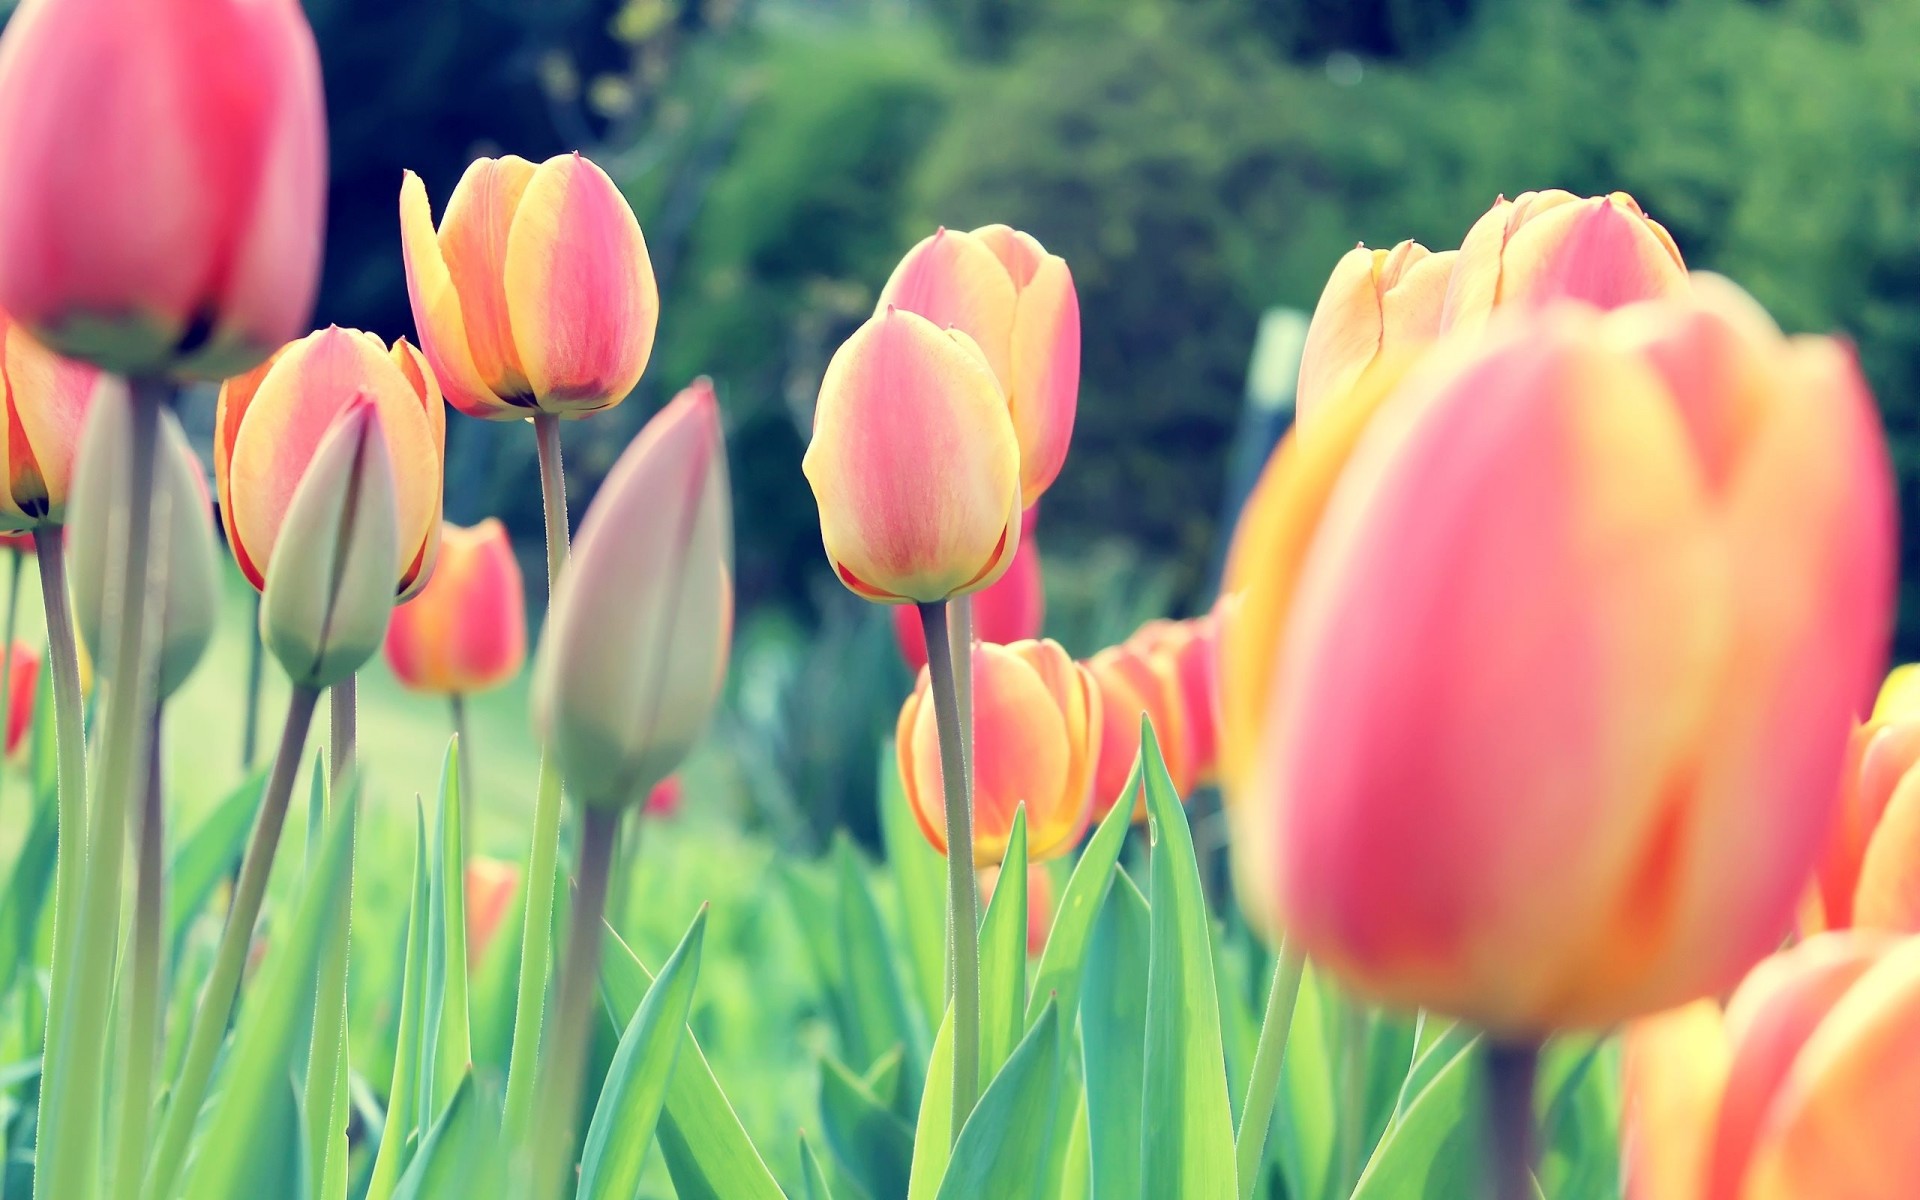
<box><xmin>66</xmin><ymin>391</ymin><xmax>221</xmax><ymax>699</ymax></box>
<box><xmin>532</xmin><ymin>383</ymin><xmax>732</xmax><ymax>809</ymax></box>
<box><xmin>400</xmin><ymin>153</ymin><xmax>658</xmax><ymax>419</ymax></box>
<box><xmin>384</xmin><ymin>518</ymin><xmax>526</xmax><ymax>695</ymax></box>
<box><xmin>5</xmin><ymin>641</ymin><xmax>38</xmax><ymax>758</ymax></box>
<box><xmin>0</xmin><ymin>314</ymin><xmax>114</xmax><ymax>530</ymax></box>
<box><xmin>897</xmin><ymin>638</ymin><xmax>1098</xmax><ymax>864</ymax></box>
<box><xmin>260</xmin><ymin>402</ymin><xmax>402</xmax><ymax>689</ymax></box>
<box><xmin>805</xmin><ymin>306</ymin><xmax>1021</xmax><ymax>603</ymax></box>
<box><xmin>0</xmin><ymin>0</ymin><xmax>327</xmax><ymax>379</ymax></box>
<box><xmin>1295</xmin><ymin>241</ymin><xmax>1453</xmax><ymax>423</ymax></box>
<box><xmin>1804</xmin><ymin>668</ymin><xmax>1920</xmax><ymax>935</ymax></box>
<box><xmin>891</xmin><ymin>507</ymin><xmax>1043</xmax><ymax>671</ymax></box>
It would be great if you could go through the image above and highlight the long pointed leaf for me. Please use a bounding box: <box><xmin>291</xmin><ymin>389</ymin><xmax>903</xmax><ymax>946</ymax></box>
<box><xmin>426</xmin><ymin>737</ymin><xmax>472</xmax><ymax>1113</ymax></box>
<box><xmin>906</xmin><ymin>1005</ymin><xmax>954</xmax><ymax>1200</ymax></box>
<box><xmin>1082</xmin><ymin>868</ymin><xmax>1149</xmax><ymax>1200</ymax></box>
<box><xmin>977</xmin><ymin>806</ymin><xmax>1027</xmax><ymax>1092</ymax></box>
<box><xmin>879</xmin><ymin>740</ymin><xmax>945</xmax><ymax>1025</ymax></box>
<box><xmin>1027</xmin><ymin>759</ymin><xmax>1138</xmax><ymax>1028</ymax></box>
<box><xmin>163</xmin><ymin>766</ymin><xmax>269</xmax><ymax>967</ymax></box>
<box><xmin>819</xmin><ymin>1054</ymin><xmax>912</xmax><ymax>1199</ymax></box>
<box><xmin>934</xmin><ymin>998</ymin><xmax>1064</xmax><ymax>1200</ymax></box>
<box><xmin>364</xmin><ymin>801</ymin><xmax>432</xmax><ymax>1200</ymax></box>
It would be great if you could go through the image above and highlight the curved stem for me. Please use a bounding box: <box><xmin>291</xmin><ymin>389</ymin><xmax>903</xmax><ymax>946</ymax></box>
<box><xmin>112</xmin><ymin>708</ymin><xmax>166</xmax><ymax>1199</ymax></box>
<box><xmin>919</xmin><ymin>600</ymin><xmax>980</xmax><ymax>1145</ymax></box>
<box><xmin>1484</xmin><ymin>1040</ymin><xmax>1540</xmax><ymax>1200</ymax></box>
<box><xmin>1234</xmin><ymin>944</ymin><xmax>1305</xmax><ymax>1198</ymax></box>
<box><xmin>144</xmin><ymin>685</ymin><xmax>321</xmax><ymax>1200</ymax></box>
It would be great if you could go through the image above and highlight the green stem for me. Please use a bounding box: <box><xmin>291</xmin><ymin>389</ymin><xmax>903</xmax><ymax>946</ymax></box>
<box><xmin>111</xmin><ymin>709</ymin><xmax>165</xmax><ymax>1200</ymax></box>
<box><xmin>919</xmin><ymin>600</ymin><xmax>980</xmax><ymax>1146</ymax></box>
<box><xmin>330</xmin><ymin>674</ymin><xmax>357</xmax><ymax>786</ymax></box>
<box><xmin>143</xmin><ymin>685</ymin><xmax>321</xmax><ymax>1200</ymax></box>
<box><xmin>501</xmin><ymin>410</ymin><xmax>573</xmax><ymax>1146</ymax></box>
<box><xmin>948</xmin><ymin>593</ymin><xmax>974</xmax><ymax>786</ymax></box>
<box><xmin>525</xmin><ymin>805</ymin><xmax>619</xmax><ymax>1200</ymax></box>
<box><xmin>1484</xmin><ymin>1040</ymin><xmax>1539</xmax><ymax>1200</ymax></box>
<box><xmin>1234</xmin><ymin>944</ymin><xmax>1305</xmax><ymax>1199</ymax></box>
<box><xmin>241</xmin><ymin>589</ymin><xmax>264</xmax><ymax>768</ymax></box>
<box><xmin>450</xmin><ymin>693</ymin><xmax>473</xmax><ymax>844</ymax></box>
<box><xmin>36</xmin><ymin>381</ymin><xmax>165</xmax><ymax>1200</ymax></box>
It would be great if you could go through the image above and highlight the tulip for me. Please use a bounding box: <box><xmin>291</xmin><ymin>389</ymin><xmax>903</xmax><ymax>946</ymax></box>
<box><xmin>644</xmin><ymin>775</ymin><xmax>683</xmax><ymax>818</ymax></box>
<box><xmin>1441</xmin><ymin>190</ymin><xmax>1687</xmax><ymax>334</ymax></box>
<box><xmin>879</xmin><ymin>225</ymin><xmax>1079</xmax><ymax>502</ymax></box>
<box><xmin>1128</xmin><ymin>613</ymin><xmax>1221</xmax><ymax>786</ymax></box>
<box><xmin>1623</xmin><ymin>931</ymin><xmax>1920</xmax><ymax>1199</ymax></box>
<box><xmin>1085</xmin><ymin>640</ymin><xmax>1194</xmax><ymax>822</ymax></box>
<box><xmin>892</xmin><ymin>507</ymin><xmax>1043</xmax><ymax>671</ymax></box>
<box><xmin>804</xmin><ymin>306</ymin><xmax>1022</xmax><ymax>603</ymax></box>
<box><xmin>897</xmin><ymin>638</ymin><xmax>1098</xmax><ymax>865</ymax></box>
<box><xmin>384</xmin><ymin>518</ymin><xmax>526</xmax><ymax>696</ymax></box>
<box><xmin>5</xmin><ymin>640</ymin><xmax>37</xmax><ymax>757</ymax></box>
<box><xmin>979</xmin><ymin>863</ymin><xmax>1056</xmax><ymax>958</ymax></box>
<box><xmin>400</xmin><ymin>153</ymin><xmax>658</xmax><ymax>420</ymax></box>
<box><xmin>1802</xmin><ymin>668</ymin><xmax>1920</xmax><ymax>934</ymax></box>
<box><xmin>1295</xmin><ymin>241</ymin><xmax>1454</xmax><ymax>423</ymax></box>
<box><xmin>466</xmin><ymin>857</ymin><xmax>521</xmax><ymax>965</ymax></box>
<box><xmin>0</xmin><ymin>0</ymin><xmax>325</xmax><ymax>380</ymax></box>
<box><xmin>1225</xmin><ymin>279</ymin><xmax>1895</xmax><ymax>1032</ymax></box>
<box><xmin>0</xmin><ymin>314</ymin><xmax>112</xmax><ymax>530</ymax></box>
<box><xmin>216</xmin><ymin>326</ymin><xmax>445</xmax><ymax>599</ymax></box>
<box><xmin>532</xmin><ymin>383</ymin><xmax>732</xmax><ymax>809</ymax></box>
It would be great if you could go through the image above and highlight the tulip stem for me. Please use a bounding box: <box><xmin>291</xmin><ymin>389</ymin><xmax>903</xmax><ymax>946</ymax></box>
<box><xmin>450</xmin><ymin>693</ymin><xmax>474</xmax><ymax>840</ymax></box>
<box><xmin>241</xmin><ymin>588</ymin><xmax>264</xmax><ymax>767</ymax></box>
<box><xmin>37</xmin><ymin>380</ymin><xmax>166</xmax><ymax>1200</ymax></box>
<box><xmin>948</xmin><ymin>591</ymin><xmax>975</xmax><ymax>780</ymax></box>
<box><xmin>145</xmin><ymin>684</ymin><xmax>321</xmax><ymax>1200</ymax></box>
<box><xmin>919</xmin><ymin>600</ymin><xmax>981</xmax><ymax>1145</ymax></box>
<box><xmin>111</xmin><ymin>708</ymin><xmax>166</xmax><ymax>1200</ymax></box>
<box><xmin>331</xmin><ymin>674</ymin><xmax>357</xmax><ymax>785</ymax></box>
<box><xmin>1234</xmin><ymin>943</ymin><xmax>1305</xmax><ymax>1198</ymax></box>
<box><xmin>501</xmin><ymin>411</ymin><xmax>574</xmax><ymax>1146</ymax></box>
<box><xmin>526</xmin><ymin>804</ymin><xmax>619</xmax><ymax>1200</ymax></box>
<box><xmin>1484</xmin><ymin>1039</ymin><xmax>1540</xmax><ymax>1200</ymax></box>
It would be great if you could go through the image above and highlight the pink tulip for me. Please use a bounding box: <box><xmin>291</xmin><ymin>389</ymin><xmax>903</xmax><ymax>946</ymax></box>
<box><xmin>384</xmin><ymin>519</ymin><xmax>526</xmax><ymax>696</ymax></box>
<box><xmin>892</xmin><ymin>507</ymin><xmax>1043</xmax><ymax>671</ymax></box>
<box><xmin>1295</xmin><ymin>241</ymin><xmax>1454</xmax><ymax>422</ymax></box>
<box><xmin>0</xmin><ymin>310</ymin><xmax>112</xmax><ymax>530</ymax></box>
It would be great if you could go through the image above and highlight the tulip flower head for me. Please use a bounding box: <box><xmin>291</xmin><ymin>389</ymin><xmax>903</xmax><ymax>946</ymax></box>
<box><xmin>1623</xmin><ymin>931</ymin><xmax>1920</xmax><ymax>1200</ymax></box>
<box><xmin>0</xmin><ymin>313</ymin><xmax>114</xmax><ymax>531</ymax></box>
<box><xmin>897</xmin><ymin>638</ymin><xmax>1098</xmax><ymax>865</ymax></box>
<box><xmin>5</xmin><ymin>640</ymin><xmax>37</xmax><ymax>758</ymax></box>
<box><xmin>892</xmin><ymin>506</ymin><xmax>1044</xmax><ymax>671</ymax></box>
<box><xmin>1295</xmin><ymin>240</ymin><xmax>1454</xmax><ymax>423</ymax></box>
<box><xmin>1085</xmin><ymin>640</ymin><xmax>1195</xmax><ymax>823</ymax></box>
<box><xmin>533</xmin><ymin>382</ymin><xmax>732</xmax><ymax>809</ymax></box>
<box><xmin>400</xmin><ymin>153</ymin><xmax>658</xmax><ymax>420</ymax></box>
<box><xmin>804</xmin><ymin>306</ymin><xmax>1022</xmax><ymax>603</ymax></box>
<box><xmin>1803</xmin><ymin>668</ymin><xmax>1920</xmax><ymax>935</ymax></box>
<box><xmin>1127</xmin><ymin>613</ymin><xmax>1221</xmax><ymax>787</ymax></box>
<box><xmin>0</xmin><ymin>0</ymin><xmax>327</xmax><ymax>380</ymax></box>
<box><xmin>879</xmin><ymin>225</ymin><xmax>1080</xmax><ymax>502</ymax></box>
<box><xmin>465</xmin><ymin>856</ymin><xmax>521</xmax><ymax>965</ymax></box>
<box><xmin>1226</xmin><ymin>278</ymin><xmax>1895</xmax><ymax>1032</ymax></box>
<box><xmin>216</xmin><ymin>326</ymin><xmax>445</xmax><ymax>600</ymax></box>
<box><xmin>384</xmin><ymin>518</ymin><xmax>526</xmax><ymax>696</ymax></box>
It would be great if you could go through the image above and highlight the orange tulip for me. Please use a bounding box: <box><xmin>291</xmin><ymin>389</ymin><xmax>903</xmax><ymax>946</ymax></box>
<box><xmin>1127</xmin><ymin>613</ymin><xmax>1220</xmax><ymax>787</ymax></box>
<box><xmin>1802</xmin><ymin>666</ymin><xmax>1920</xmax><ymax>934</ymax></box>
<box><xmin>892</xmin><ymin>507</ymin><xmax>1043</xmax><ymax>671</ymax></box>
<box><xmin>0</xmin><ymin>312</ymin><xmax>111</xmax><ymax>531</ymax></box>
<box><xmin>897</xmin><ymin>638</ymin><xmax>1098</xmax><ymax>865</ymax></box>
<box><xmin>400</xmin><ymin>153</ymin><xmax>658</xmax><ymax>420</ymax></box>
<box><xmin>1084</xmin><ymin>640</ymin><xmax>1194</xmax><ymax>822</ymax></box>
<box><xmin>0</xmin><ymin>0</ymin><xmax>325</xmax><ymax>380</ymax></box>
<box><xmin>1295</xmin><ymin>241</ymin><xmax>1454</xmax><ymax>423</ymax></box>
<box><xmin>216</xmin><ymin>326</ymin><xmax>445</xmax><ymax>599</ymax></box>
<box><xmin>384</xmin><ymin>518</ymin><xmax>526</xmax><ymax>696</ymax></box>
<box><xmin>465</xmin><ymin>856</ymin><xmax>521</xmax><ymax>965</ymax></box>
<box><xmin>1224</xmin><ymin>279</ymin><xmax>1894</xmax><ymax>1032</ymax></box>
<box><xmin>1441</xmin><ymin>189</ymin><xmax>1687</xmax><ymax>334</ymax></box>
<box><xmin>879</xmin><ymin>225</ymin><xmax>1079</xmax><ymax>502</ymax></box>
<box><xmin>1623</xmin><ymin>931</ymin><xmax>1920</xmax><ymax>1200</ymax></box>
<box><xmin>5</xmin><ymin>640</ymin><xmax>37</xmax><ymax>758</ymax></box>
<box><xmin>979</xmin><ymin>863</ymin><xmax>1056</xmax><ymax>958</ymax></box>
<box><xmin>804</xmin><ymin>306</ymin><xmax>1022</xmax><ymax>603</ymax></box>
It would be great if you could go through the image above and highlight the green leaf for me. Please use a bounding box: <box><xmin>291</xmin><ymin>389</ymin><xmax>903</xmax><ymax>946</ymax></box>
<box><xmin>879</xmin><ymin>739</ymin><xmax>946</xmax><ymax>1025</ymax></box>
<box><xmin>578</xmin><ymin>907</ymin><xmax>707</xmax><ymax>1199</ymax></box>
<box><xmin>935</xmin><ymin>997</ymin><xmax>1064</xmax><ymax>1200</ymax></box>
<box><xmin>0</xmin><ymin>764</ymin><xmax>58</xmax><ymax>992</ymax></box>
<box><xmin>302</xmin><ymin>760</ymin><xmax>353</xmax><ymax>1200</ymax></box>
<box><xmin>423</xmin><ymin>737</ymin><xmax>473</xmax><ymax>1115</ymax></box>
<box><xmin>834</xmin><ymin>837</ymin><xmax>925</xmax><ymax>1097</ymax></box>
<box><xmin>1350</xmin><ymin>1037</ymin><xmax>1485</xmax><ymax>1200</ymax></box>
<box><xmin>977</xmin><ymin>805</ymin><xmax>1028</xmax><ymax>1091</ymax></box>
<box><xmin>364</xmin><ymin>801</ymin><xmax>433</xmax><ymax>1200</ymax></box>
<box><xmin>1081</xmin><ymin>868</ymin><xmax>1149</xmax><ymax>1200</ymax></box>
<box><xmin>819</xmin><ymin>1053</ymin><xmax>914</xmax><ymax>1200</ymax></box>
<box><xmin>1052</xmin><ymin>1080</ymin><xmax>1091</xmax><ymax>1200</ymax></box>
<box><xmin>799</xmin><ymin>1133</ymin><xmax>836</xmax><ymax>1200</ymax></box>
<box><xmin>174</xmin><ymin>777</ymin><xmax>358</xmax><ymax>1200</ymax></box>
<box><xmin>1138</xmin><ymin>721</ymin><xmax>1237</xmax><ymax>1200</ymax></box>
<box><xmin>1026</xmin><ymin>757</ymin><xmax>1138</xmax><ymax>1028</ymax></box>
<box><xmin>164</xmin><ymin>766</ymin><xmax>269</xmax><ymax>967</ymax></box>
<box><xmin>389</xmin><ymin>1073</ymin><xmax>484</xmax><ymax>1200</ymax></box>
<box><xmin>600</xmin><ymin>924</ymin><xmax>784</xmax><ymax>1200</ymax></box>
<box><xmin>862</xmin><ymin>1045</ymin><xmax>906</xmax><ymax>1111</ymax></box>
<box><xmin>1272</xmin><ymin>966</ymin><xmax>1337</xmax><ymax>1200</ymax></box>
<box><xmin>906</xmin><ymin>1005</ymin><xmax>954</xmax><ymax>1200</ymax></box>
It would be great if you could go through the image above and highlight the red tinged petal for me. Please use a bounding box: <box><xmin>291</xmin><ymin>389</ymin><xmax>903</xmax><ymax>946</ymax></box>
<box><xmin>383</xmin><ymin>518</ymin><xmax>526</xmax><ymax>696</ymax></box>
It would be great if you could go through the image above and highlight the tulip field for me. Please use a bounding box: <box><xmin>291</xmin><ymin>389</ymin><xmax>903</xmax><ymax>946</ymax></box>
<box><xmin>0</xmin><ymin>1</ymin><xmax>1915</xmax><ymax>1199</ymax></box>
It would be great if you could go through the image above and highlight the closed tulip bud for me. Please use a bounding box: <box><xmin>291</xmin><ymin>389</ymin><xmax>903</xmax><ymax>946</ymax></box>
<box><xmin>260</xmin><ymin>402</ymin><xmax>402</xmax><ymax>689</ymax></box>
<box><xmin>1225</xmin><ymin>279</ymin><xmax>1894</xmax><ymax>1032</ymax></box>
<box><xmin>1085</xmin><ymin>641</ymin><xmax>1194</xmax><ymax>823</ymax></box>
<box><xmin>804</xmin><ymin>306</ymin><xmax>1022</xmax><ymax>603</ymax></box>
<box><xmin>898</xmin><ymin>638</ymin><xmax>1098</xmax><ymax>865</ymax></box>
<box><xmin>1623</xmin><ymin>931</ymin><xmax>1920</xmax><ymax>1199</ymax></box>
<box><xmin>465</xmin><ymin>856</ymin><xmax>521</xmax><ymax>965</ymax></box>
<box><xmin>217</xmin><ymin>326</ymin><xmax>445</xmax><ymax>599</ymax></box>
<box><xmin>1802</xmin><ymin>669</ymin><xmax>1920</xmax><ymax>935</ymax></box>
<box><xmin>532</xmin><ymin>383</ymin><xmax>732</xmax><ymax>809</ymax></box>
<box><xmin>67</xmin><ymin>393</ymin><xmax>221</xmax><ymax>699</ymax></box>
<box><xmin>892</xmin><ymin>507</ymin><xmax>1043</xmax><ymax>671</ymax></box>
<box><xmin>1442</xmin><ymin>189</ymin><xmax>1687</xmax><ymax>334</ymax></box>
<box><xmin>1296</xmin><ymin>241</ymin><xmax>1454</xmax><ymax>423</ymax></box>
<box><xmin>384</xmin><ymin>518</ymin><xmax>526</xmax><ymax>695</ymax></box>
<box><xmin>879</xmin><ymin>225</ymin><xmax>1080</xmax><ymax>501</ymax></box>
<box><xmin>0</xmin><ymin>314</ymin><xmax>114</xmax><ymax>530</ymax></box>
<box><xmin>0</xmin><ymin>0</ymin><xmax>325</xmax><ymax>380</ymax></box>
<box><xmin>400</xmin><ymin>153</ymin><xmax>658</xmax><ymax>419</ymax></box>
<box><xmin>5</xmin><ymin>641</ymin><xmax>38</xmax><ymax>758</ymax></box>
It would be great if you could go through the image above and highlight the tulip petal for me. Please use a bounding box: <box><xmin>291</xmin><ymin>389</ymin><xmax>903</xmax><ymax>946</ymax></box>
<box><xmin>4</xmin><ymin>318</ymin><xmax>103</xmax><ymax>522</ymax></box>
<box><xmin>440</xmin><ymin>155</ymin><xmax>537</xmax><ymax>399</ymax></box>
<box><xmin>400</xmin><ymin>170</ymin><xmax>510</xmax><ymax>418</ymax></box>
<box><xmin>384</xmin><ymin>518</ymin><xmax>526</xmax><ymax>695</ymax></box>
<box><xmin>877</xmin><ymin>228</ymin><xmax>1018</xmax><ymax>389</ymax></box>
<box><xmin>1006</xmin><ymin>254</ymin><xmax>1079</xmax><ymax>500</ymax></box>
<box><xmin>1439</xmin><ymin>189</ymin><xmax>1579</xmax><ymax>332</ymax></box>
<box><xmin>1621</xmin><ymin>1001</ymin><xmax>1730</xmax><ymax>1200</ymax></box>
<box><xmin>1500</xmin><ymin>193</ymin><xmax>1689</xmax><ymax>315</ymax></box>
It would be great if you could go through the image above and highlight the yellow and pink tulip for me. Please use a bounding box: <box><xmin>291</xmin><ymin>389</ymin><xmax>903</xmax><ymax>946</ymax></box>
<box><xmin>1802</xmin><ymin>666</ymin><xmax>1920</xmax><ymax>935</ymax></box>
<box><xmin>892</xmin><ymin>506</ymin><xmax>1044</xmax><ymax>671</ymax></box>
<box><xmin>4</xmin><ymin>641</ymin><xmax>36</xmax><ymax>758</ymax></box>
<box><xmin>1085</xmin><ymin>639</ymin><xmax>1195</xmax><ymax>822</ymax></box>
<box><xmin>384</xmin><ymin>518</ymin><xmax>526</xmax><ymax>696</ymax></box>
<box><xmin>1296</xmin><ymin>240</ymin><xmax>1454</xmax><ymax>423</ymax></box>
<box><xmin>0</xmin><ymin>311</ymin><xmax>113</xmax><ymax>530</ymax></box>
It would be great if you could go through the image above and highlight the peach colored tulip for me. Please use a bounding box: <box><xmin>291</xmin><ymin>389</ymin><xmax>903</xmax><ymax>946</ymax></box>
<box><xmin>1623</xmin><ymin>931</ymin><xmax>1920</xmax><ymax>1200</ymax></box>
<box><xmin>898</xmin><ymin>638</ymin><xmax>1098</xmax><ymax>865</ymax></box>
<box><xmin>532</xmin><ymin>383</ymin><xmax>732</xmax><ymax>809</ymax></box>
<box><xmin>644</xmin><ymin>775</ymin><xmax>683</xmax><ymax>818</ymax></box>
<box><xmin>804</xmin><ymin>306</ymin><xmax>1022</xmax><ymax>603</ymax></box>
<box><xmin>1441</xmin><ymin>190</ymin><xmax>1687</xmax><ymax>334</ymax></box>
<box><xmin>0</xmin><ymin>313</ymin><xmax>112</xmax><ymax>530</ymax></box>
<box><xmin>979</xmin><ymin>863</ymin><xmax>1056</xmax><ymax>958</ymax></box>
<box><xmin>1226</xmin><ymin>279</ymin><xmax>1894</xmax><ymax>1032</ymax></box>
<box><xmin>879</xmin><ymin>225</ymin><xmax>1079</xmax><ymax>502</ymax></box>
<box><xmin>400</xmin><ymin>153</ymin><xmax>658</xmax><ymax>420</ymax></box>
<box><xmin>465</xmin><ymin>857</ymin><xmax>521</xmax><ymax>965</ymax></box>
<box><xmin>1128</xmin><ymin>613</ymin><xmax>1221</xmax><ymax>787</ymax></box>
<box><xmin>216</xmin><ymin>326</ymin><xmax>445</xmax><ymax>599</ymax></box>
<box><xmin>1295</xmin><ymin>241</ymin><xmax>1454</xmax><ymax>423</ymax></box>
<box><xmin>892</xmin><ymin>507</ymin><xmax>1043</xmax><ymax>671</ymax></box>
<box><xmin>1084</xmin><ymin>640</ymin><xmax>1195</xmax><ymax>823</ymax></box>
<box><xmin>384</xmin><ymin>518</ymin><xmax>526</xmax><ymax>696</ymax></box>
<box><xmin>5</xmin><ymin>641</ymin><xmax>37</xmax><ymax>757</ymax></box>
<box><xmin>0</xmin><ymin>0</ymin><xmax>325</xmax><ymax>380</ymax></box>
<box><xmin>1802</xmin><ymin>668</ymin><xmax>1920</xmax><ymax>935</ymax></box>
